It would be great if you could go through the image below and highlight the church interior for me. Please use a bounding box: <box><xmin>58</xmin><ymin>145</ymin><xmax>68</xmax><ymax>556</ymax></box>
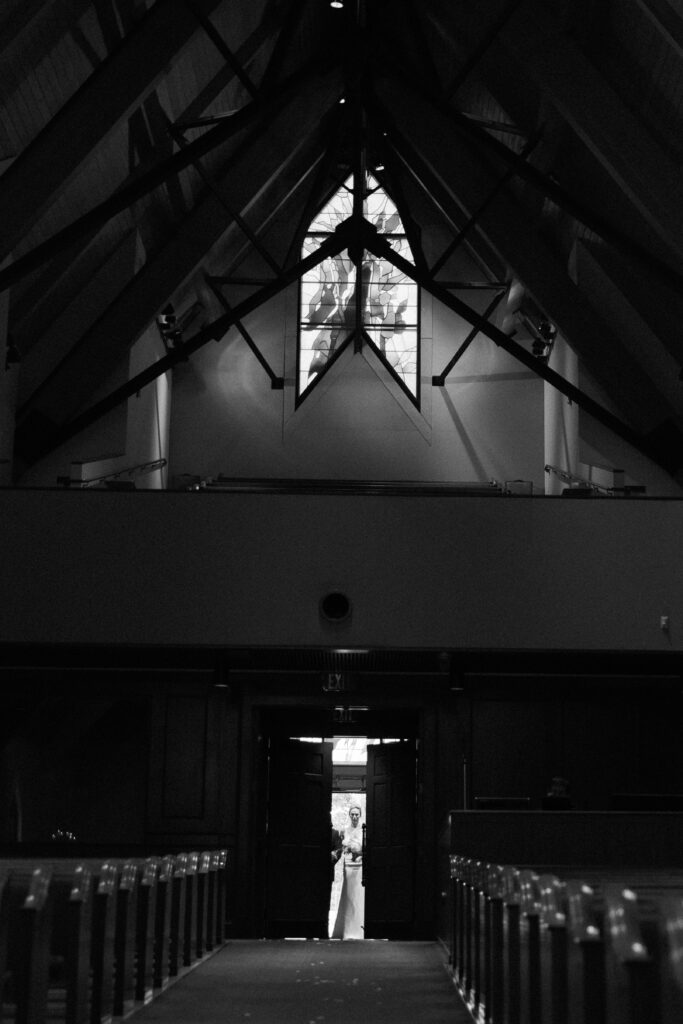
<box><xmin>1</xmin><ymin>0</ymin><xmax>683</xmax><ymax>1021</ymax></box>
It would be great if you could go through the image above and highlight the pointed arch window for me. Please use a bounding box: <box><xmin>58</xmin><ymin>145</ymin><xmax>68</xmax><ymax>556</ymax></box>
<box><xmin>297</xmin><ymin>174</ymin><xmax>419</xmax><ymax>405</ymax></box>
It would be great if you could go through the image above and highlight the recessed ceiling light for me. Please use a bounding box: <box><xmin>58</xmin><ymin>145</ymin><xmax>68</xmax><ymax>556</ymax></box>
<box><xmin>330</xmin><ymin>1</ymin><xmax>344</xmax><ymax>7</ymax></box>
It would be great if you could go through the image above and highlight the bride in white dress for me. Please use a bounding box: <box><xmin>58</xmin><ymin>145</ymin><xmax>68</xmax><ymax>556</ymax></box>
<box><xmin>332</xmin><ymin>805</ymin><xmax>365</xmax><ymax>939</ymax></box>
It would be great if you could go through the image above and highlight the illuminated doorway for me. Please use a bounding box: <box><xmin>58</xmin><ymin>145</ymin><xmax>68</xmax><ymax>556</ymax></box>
<box><xmin>261</xmin><ymin>711</ymin><xmax>418</xmax><ymax>940</ymax></box>
<box><xmin>330</xmin><ymin>736</ymin><xmax>368</xmax><ymax>938</ymax></box>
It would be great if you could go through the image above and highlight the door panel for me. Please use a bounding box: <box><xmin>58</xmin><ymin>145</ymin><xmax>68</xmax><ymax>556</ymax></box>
<box><xmin>265</xmin><ymin>737</ymin><xmax>332</xmax><ymax>937</ymax></box>
<box><xmin>365</xmin><ymin>740</ymin><xmax>417</xmax><ymax>938</ymax></box>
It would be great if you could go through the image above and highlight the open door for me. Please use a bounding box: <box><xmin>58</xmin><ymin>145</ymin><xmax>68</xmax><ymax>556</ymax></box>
<box><xmin>364</xmin><ymin>739</ymin><xmax>417</xmax><ymax>938</ymax></box>
<box><xmin>265</xmin><ymin>736</ymin><xmax>333</xmax><ymax>937</ymax></box>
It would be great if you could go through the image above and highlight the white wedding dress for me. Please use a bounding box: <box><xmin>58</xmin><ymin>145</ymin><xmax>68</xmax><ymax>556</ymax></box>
<box><xmin>331</xmin><ymin>825</ymin><xmax>365</xmax><ymax>939</ymax></box>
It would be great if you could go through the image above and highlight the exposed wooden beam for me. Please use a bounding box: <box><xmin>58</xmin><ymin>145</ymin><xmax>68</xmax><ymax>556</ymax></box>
<box><xmin>183</xmin><ymin>0</ymin><xmax>258</xmax><ymax>97</ymax></box>
<box><xmin>16</xmin><ymin>85</ymin><xmax>336</xmax><ymax>438</ymax></box>
<box><xmin>430</xmin><ymin>127</ymin><xmax>542</xmax><ymax>277</ymax></box>
<box><xmin>394</xmin><ymin>0</ymin><xmax>444</xmax><ymax>94</ymax></box>
<box><xmin>16</xmin><ymin>231</ymin><xmax>347</xmax><ymax>464</ymax></box>
<box><xmin>0</xmin><ymin>0</ymin><xmax>90</xmax><ymax>65</ymax></box>
<box><xmin>0</xmin><ymin>60</ymin><xmax>331</xmax><ymax>295</ymax></box>
<box><xmin>365</xmin><ymin>224</ymin><xmax>683</xmax><ymax>475</ymax></box>
<box><xmin>495</xmin><ymin>1</ymin><xmax>683</xmax><ymax>267</ymax></box>
<box><xmin>259</xmin><ymin>0</ymin><xmax>308</xmax><ymax>94</ymax></box>
<box><xmin>215</xmin><ymin>146</ymin><xmax>327</xmax><ymax>282</ymax></box>
<box><xmin>432</xmin><ymin>291</ymin><xmax>506</xmax><ymax>385</ymax></box>
<box><xmin>206</xmin><ymin>277</ymin><xmax>283</xmax><ymax>387</ymax></box>
<box><xmin>366</xmin><ymin>103</ymin><xmax>505</xmax><ymax>281</ymax></box>
<box><xmin>370</xmin><ymin>83</ymin><xmax>675</xmax><ymax>435</ymax></box>
<box><xmin>170</xmin><ymin>126</ymin><xmax>282</xmax><ymax>277</ymax></box>
<box><xmin>208</xmin><ymin>277</ymin><xmax>274</xmax><ymax>286</ymax></box>
<box><xmin>0</xmin><ymin>0</ymin><xmax>227</xmax><ymax>264</ymax></box>
<box><xmin>373</xmin><ymin>129</ymin><xmax>430</xmax><ymax>276</ymax></box>
<box><xmin>446</xmin><ymin>0</ymin><xmax>524</xmax><ymax>99</ymax></box>
<box><xmin>10</xmin><ymin>11</ymin><xmax>277</xmax><ymax>340</ymax></box>
<box><xmin>283</xmin><ymin>104</ymin><xmax>349</xmax><ymax>268</ymax></box>
<box><xmin>382</xmin><ymin>63</ymin><xmax>683</xmax><ymax>294</ymax></box>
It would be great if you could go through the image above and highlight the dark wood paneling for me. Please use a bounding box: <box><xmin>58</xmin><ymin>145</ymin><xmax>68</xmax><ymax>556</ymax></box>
<box><xmin>446</xmin><ymin>810</ymin><xmax>683</xmax><ymax>866</ymax></box>
<box><xmin>470</xmin><ymin>699</ymin><xmax>562</xmax><ymax>808</ymax></box>
<box><xmin>162</xmin><ymin>696</ymin><xmax>207</xmax><ymax>820</ymax></box>
<box><xmin>147</xmin><ymin>684</ymin><xmax>230</xmax><ymax>840</ymax></box>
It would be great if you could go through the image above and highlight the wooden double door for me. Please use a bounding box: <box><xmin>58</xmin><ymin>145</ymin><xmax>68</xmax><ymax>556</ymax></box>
<box><xmin>264</xmin><ymin>720</ymin><xmax>417</xmax><ymax>939</ymax></box>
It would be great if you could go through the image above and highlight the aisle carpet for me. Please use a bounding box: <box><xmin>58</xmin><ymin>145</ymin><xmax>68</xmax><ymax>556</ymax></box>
<box><xmin>132</xmin><ymin>941</ymin><xmax>472</xmax><ymax>1024</ymax></box>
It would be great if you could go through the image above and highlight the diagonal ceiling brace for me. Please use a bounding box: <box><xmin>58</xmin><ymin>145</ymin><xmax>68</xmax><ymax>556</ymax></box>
<box><xmin>362</xmin><ymin>224</ymin><xmax>681</xmax><ymax>474</ymax></box>
<box><xmin>367</xmin><ymin>99</ymin><xmax>503</xmax><ymax>279</ymax></box>
<box><xmin>205</xmin><ymin>276</ymin><xmax>283</xmax><ymax>387</ymax></box>
<box><xmin>260</xmin><ymin>0</ymin><xmax>308</xmax><ymax>94</ymax></box>
<box><xmin>0</xmin><ymin>60</ymin><xmax>329</xmax><ymax>295</ymax></box>
<box><xmin>373</xmin><ymin>132</ymin><xmax>430</xmax><ymax>277</ymax></box>
<box><xmin>170</xmin><ymin>126</ymin><xmax>282</xmax><ymax>277</ymax></box>
<box><xmin>445</xmin><ymin>0</ymin><xmax>524</xmax><ymax>99</ymax></box>
<box><xmin>430</xmin><ymin>128</ymin><xmax>542</xmax><ymax>277</ymax></box>
<box><xmin>432</xmin><ymin>290</ymin><xmax>506</xmax><ymax>385</ymax></box>
<box><xmin>183</xmin><ymin>0</ymin><xmax>258</xmax><ymax>97</ymax></box>
<box><xmin>22</xmin><ymin>229</ymin><xmax>350</xmax><ymax>461</ymax></box>
<box><xmin>400</xmin><ymin>0</ymin><xmax>444</xmax><ymax>95</ymax></box>
<box><xmin>283</xmin><ymin>104</ymin><xmax>349</xmax><ymax>269</ymax></box>
<box><xmin>0</xmin><ymin>0</ymin><xmax>228</xmax><ymax>264</ymax></box>
<box><xmin>384</xmin><ymin>73</ymin><xmax>683</xmax><ymax>293</ymax></box>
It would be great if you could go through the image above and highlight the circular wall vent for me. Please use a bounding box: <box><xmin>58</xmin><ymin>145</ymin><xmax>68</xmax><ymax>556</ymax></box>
<box><xmin>320</xmin><ymin>591</ymin><xmax>352</xmax><ymax>623</ymax></box>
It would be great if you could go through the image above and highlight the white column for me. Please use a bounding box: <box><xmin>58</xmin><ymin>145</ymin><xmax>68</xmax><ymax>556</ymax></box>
<box><xmin>126</xmin><ymin>327</ymin><xmax>171</xmax><ymax>489</ymax></box>
<box><xmin>544</xmin><ymin>335</ymin><xmax>578</xmax><ymax>495</ymax></box>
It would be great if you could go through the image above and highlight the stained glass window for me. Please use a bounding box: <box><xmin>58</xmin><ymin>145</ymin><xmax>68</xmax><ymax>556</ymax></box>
<box><xmin>298</xmin><ymin>174</ymin><xmax>419</xmax><ymax>403</ymax></box>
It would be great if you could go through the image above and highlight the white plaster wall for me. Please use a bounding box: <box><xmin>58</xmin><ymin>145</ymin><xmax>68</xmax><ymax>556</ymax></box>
<box><xmin>167</xmin><ymin>286</ymin><xmax>545</xmax><ymax>488</ymax></box>
<box><xmin>1</xmin><ymin>488</ymin><xmax>682</xmax><ymax>652</ymax></box>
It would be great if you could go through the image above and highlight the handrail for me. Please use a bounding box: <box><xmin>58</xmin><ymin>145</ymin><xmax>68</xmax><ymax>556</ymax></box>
<box><xmin>186</xmin><ymin>476</ymin><xmax>505</xmax><ymax>496</ymax></box>
<box><xmin>57</xmin><ymin>458</ymin><xmax>167</xmax><ymax>488</ymax></box>
<box><xmin>545</xmin><ymin>463</ymin><xmax>646</xmax><ymax>495</ymax></box>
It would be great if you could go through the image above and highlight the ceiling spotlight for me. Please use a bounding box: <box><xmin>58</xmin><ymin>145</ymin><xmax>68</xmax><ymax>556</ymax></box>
<box><xmin>375</xmin><ymin>164</ymin><xmax>385</xmax><ymax>171</ymax></box>
<box><xmin>339</xmin><ymin>97</ymin><xmax>346</xmax><ymax>104</ymax></box>
<box><xmin>330</xmin><ymin>0</ymin><xmax>344</xmax><ymax>7</ymax></box>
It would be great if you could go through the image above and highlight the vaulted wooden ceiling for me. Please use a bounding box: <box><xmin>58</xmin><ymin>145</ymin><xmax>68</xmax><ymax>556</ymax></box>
<box><xmin>2</xmin><ymin>0</ymin><xmax>683</xmax><ymax>482</ymax></box>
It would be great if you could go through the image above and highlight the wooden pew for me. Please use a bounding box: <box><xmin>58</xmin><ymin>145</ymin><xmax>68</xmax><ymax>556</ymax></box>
<box><xmin>485</xmin><ymin>864</ymin><xmax>505</xmax><ymax>1024</ymax></box>
<box><xmin>449</xmin><ymin>849</ymin><xmax>683</xmax><ymax>1024</ymax></box>
<box><xmin>502</xmin><ymin>865</ymin><xmax>522</xmax><ymax>1024</ymax></box>
<box><xmin>46</xmin><ymin>865</ymin><xmax>92</xmax><ymax>1024</ymax></box>
<box><xmin>134</xmin><ymin>858</ymin><xmax>158</xmax><ymax>1005</ymax></box>
<box><xmin>566</xmin><ymin>880</ymin><xmax>604</xmax><ymax>1024</ymax></box>
<box><xmin>113</xmin><ymin>861</ymin><xmax>138</xmax><ymax>1018</ymax></box>
<box><xmin>0</xmin><ymin>848</ymin><xmax>228</xmax><ymax>1024</ymax></box>
<box><xmin>656</xmin><ymin>894</ymin><xmax>683</xmax><ymax>1024</ymax></box>
<box><xmin>214</xmin><ymin>848</ymin><xmax>228</xmax><ymax>944</ymax></box>
<box><xmin>195</xmin><ymin>852</ymin><xmax>212</xmax><ymax>959</ymax></box>
<box><xmin>204</xmin><ymin>852</ymin><xmax>218</xmax><ymax>953</ymax></box>
<box><xmin>519</xmin><ymin>870</ymin><xmax>542</xmax><ymax>1024</ymax></box>
<box><xmin>151</xmin><ymin>855</ymin><xmax>174</xmax><ymax>991</ymax></box>
<box><xmin>89</xmin><ymin>862</ymin><xmax>118</xmax><ymax>1024</ymax></box>
<box><xmin>604</xmin><ymin>884</ymin><xmax>661</xmax><ymax>1024</ymax></box>
<box><xmin>1</xmin><ymin>868</ymin><xmax>52</xmax><ymax>1024</ymax></box>
<box><xmin>538</xmin><ymin>873</ymin><xmax>569</xmax><ymax>1024</ymax></box>
<box><xmin>168</xmin><ymin>853</ymin><xmax>188</xmax><ymax>978</ymax></box>
<box><xmin>182</xmin><ymin>852</ymin><xmax>199</xmax><ymax>968</ymax></box>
